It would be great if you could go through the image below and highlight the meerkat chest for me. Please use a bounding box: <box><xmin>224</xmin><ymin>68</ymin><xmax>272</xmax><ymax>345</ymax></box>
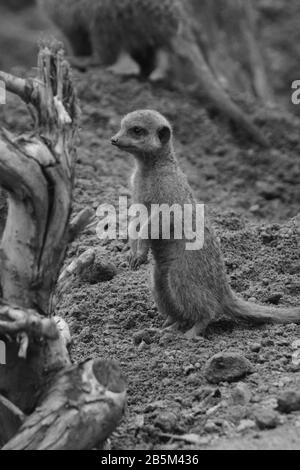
<box><xmin>131</xmin><ymin>166</ymin><xmax>178</xmax><ymax>207</ymax></box>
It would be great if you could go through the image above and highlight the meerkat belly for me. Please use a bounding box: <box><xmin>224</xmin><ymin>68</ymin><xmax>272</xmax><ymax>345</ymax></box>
<box><xmin>90</xmin><ymin>0</ymin><xmax>181</xmax><ymax>51</ymax></box>
<box><xmin>121</xmin><ymin>0</ymin><xmax>181</xmax><ymax>49</ymax></box>
<box><xmin>151</xmin><ymin>230</ymin><xmax>233</xmax><ymax>324</ymax></box>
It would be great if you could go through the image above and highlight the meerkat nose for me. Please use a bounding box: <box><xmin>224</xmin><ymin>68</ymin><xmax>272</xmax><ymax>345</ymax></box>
<box><xmin>111</xmin><ymin>136</ymin><xmax>119</xmax><ymax>146</ymax></box>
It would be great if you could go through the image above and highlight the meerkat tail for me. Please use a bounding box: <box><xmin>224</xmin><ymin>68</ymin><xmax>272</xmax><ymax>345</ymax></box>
<box><xmin>171</xmin><ymin>36</ymin><xmax>269</xmax><ymax>148</ymax></box>
<box><xmin>228</xmin><ymin>296</ymin><xmax>300</xmax><ymax>325</ymax></box>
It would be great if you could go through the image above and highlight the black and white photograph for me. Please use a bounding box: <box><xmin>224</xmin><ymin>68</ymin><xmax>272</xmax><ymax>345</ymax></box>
<box><xmin>0</xmin><ymin>0</ymin><xmax>299</xmax><ymax>453</ymax></box>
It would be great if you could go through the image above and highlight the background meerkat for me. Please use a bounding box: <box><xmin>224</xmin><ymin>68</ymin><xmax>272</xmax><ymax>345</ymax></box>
<box><xmin>111</xmin><ymin>109</ymin><xmax>300</xmax><ymax>339</ymax></box>
<box><xmin>39</xmin><ymin>0</ymin><xmax>268</xmax><ymax>146</ymax></box>
<box><xmin>38</xmin><ymin>0</ymin><xmax>182</xmax><ymax>81</ymax></box>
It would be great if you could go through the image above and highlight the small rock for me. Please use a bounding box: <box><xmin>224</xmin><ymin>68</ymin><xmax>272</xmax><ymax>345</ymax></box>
<box><xmin>206</xmin><ymin>403</ymin><xmax>222</xmax><ymax>416</ymax></box>
<box><xmin>204</xmin><ymin>352</ymin><xmax>253</xmax><ymax>384</ymax></box>
<box><xmin>231</xmin><ymin>383</ymin><xmax>252</xmax><ymax>406</ymax></box>
<box><xmin>250</xmin><ymin>205</ymin><xmax>260</xmax><ymax>214</ymax></box>
<box><xmin>291</xmin><ymin>339</ymin><xmax>300</xmax><ymax>350</ymax></box>
<box><xmin>154</xmin><ymin>411</ymin><xmax>179</xmax><ymax>433</ymax></box>
<box><xmin>249</xmin><ymin>343</ymin><xmax>261</xmax><ymax>353</ymax></box>
<box><xmin>253</xmin><ymin>408</ymin><xmax>279</xmax><ymax>430</ymax></box>
<box><xmin>237</xmin><ymin>419</ymin><xmax>256</xmax><ymax>433</ymax></box>
<box><xmin>261</xmin><ymin>338</ymin><xmax>275</xmax><ymax>347</ymax></box>
<box><xmin>277</xmin><ymin>339</ymin><xmax>290</xmax><ymax>347</ymax></box>
<box><xmin>261</xmin><ymin>397</ymin><xmax>278</xmax><ymax>410</ymax></box>
<box><xmin>204</xmin><ymin>420</ymin><xmax>220</xmax><ymax>434</ymax></box>
<box><xmin>161</xmin><ymin>378</ymin><xmax>172</xmax><ymax>387</ymax></box>
<box><xmin>80</xmin><ymin>259</ymin><xmax>117</xmax><ymax>283</ymax></box>
<box><xmin>258</xmin><ymin>384</ymin><xmax>269</xmax><ymax>393</ymax></box>
<box><xmin>266</xmin><ymin>293</ymin><xmax>282</xmax><ymax>305</ymax></box>
<box><xmin>292</xmin><ymin>350</ymin><xmax>300</xmax><ymax>367</ymax></box>
<box><xmin>178</xmin><ymin>434</ymin><xmax>212</xmax><ymax>446</ymax></box>
<box><xmin>261</xmin><ymin>232</ymin><xmax>274</xmax><ymax>244</ymax></box>
<box><xmin>277</xmin><ymin>391</ymin><xmax>300</xmax><ymax>413</ymax></box>
<box><xmin>184</xmin><ymin>364</ymin><xmax>195</xmax><ymax>375</ymax></box>
<box><xmin>133</xmin><ymin>330</ymin><xmax>152</xmax><ymax>346</ymax></box>
<box><xmin>257</xmin><ymin>355</ymin><xmax>267</xmax><ymax>364</ymax></box>
<box><xmin>110</xmin><ymin>240</ymin><xmax>124</xmax><ymax>252</ymax></box>
<box><xmin>138</xmin><ymin>340</ymin><xmax>150</xmax><ymax>351</ymax></box>
<box><xmin>295</xmin><ymin>419</ymin><xmax>300</xmax><ymax>429</ymax></box>
<box><xmin>144</xmin><ymin>400</ymin><xmax>167</xmax><ymax>413</ymax></box>
<box><xmin>228</xmin><ymin>406</ymin><xmax>248</xmax><ymax>423</ymax></box>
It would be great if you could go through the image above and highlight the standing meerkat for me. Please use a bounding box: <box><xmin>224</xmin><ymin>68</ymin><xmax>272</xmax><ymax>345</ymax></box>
<box><xmin>111</xmin><ymin>110</ymin><xmax>300</xmax><ymax>338</ymax></box>
<box><xmin>38</xmin><ymin>0</ymin><xmax>182</xmax><ymax>81</ymax></box>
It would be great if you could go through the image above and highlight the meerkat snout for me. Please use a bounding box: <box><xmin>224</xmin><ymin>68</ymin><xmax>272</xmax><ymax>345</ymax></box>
<box><xmin>111</xmin><ymin>110</ymin><xmax>173</xmax><ymax>158</ymax></box>
<box><xmin>111</xmin><ymin>136</ymin><xmax>119</xmax><ymax>146</ymax></box>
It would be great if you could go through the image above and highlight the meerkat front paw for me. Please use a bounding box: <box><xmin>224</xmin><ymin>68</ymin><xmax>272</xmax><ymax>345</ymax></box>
<box><xmin>184</xmin><ymin>321</ymin><xmax>208</xmax><ymax>340</ymax></box>
<box><xmin>128</xmin><ymin>251</ymin><xmax>148</xmax><ymax>271</ymax></box>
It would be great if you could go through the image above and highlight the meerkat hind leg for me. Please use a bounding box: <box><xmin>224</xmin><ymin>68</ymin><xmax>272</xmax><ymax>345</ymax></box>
<box><xmin>149</xmin><ymin>49</ymin><xmax>170</xmax><ymax>83</ymax></box>
<box><xmin>108</xmin><ymin>50</ymin><xmax>141</xmax><ymax>77</ymax></box>
<box><xmin>184</xmin><ymin>320</ymin><xmax>209</xmax><ymax>340</ymax></box>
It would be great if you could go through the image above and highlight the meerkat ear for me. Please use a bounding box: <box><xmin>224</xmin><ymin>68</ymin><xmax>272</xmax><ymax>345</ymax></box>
<box><xmin>158</xmin><ymin>126</ymin><xmax>171</xmax><ymax>144</ymax></box>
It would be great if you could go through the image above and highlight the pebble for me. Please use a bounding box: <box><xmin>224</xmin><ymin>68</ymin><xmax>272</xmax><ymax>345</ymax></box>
<box><xmin>261</xmin><ymin>338</ymin><xmax>275</xmax><ymax>347</ymax></box>
<box><xmin>133</xmin><ymin>330</ymin><xmax>152</xmax><ymax>346</ymax></box>
<box><xmin>204</xmin><ymin>352</ymin><xmax>253</xmax><ymax>384</ymax></box>
<box><xmin>138</xmin><ymin>340</ymin><xmax>150</xmax><ymax>351</ymax></box>
<box><xmin>80</xmin><ymin>260</ymin><xmax>117</xmax><ymax>283</ymax></box>
<box><xmin>292</xmin><ymin>350</ymin><xmax>300</xmax><ymax>367</ymax></box>
<box><xmin>231</xmin><ymin>383</ymin><xmax>252</xmax><ymax>406</ymax></box>
<box><xmin>291</xmin><ymin>339</ymin><xmax>300</xmax><ymax>350</ymax></box>
<box><xmin>237</xmin><ymin>419</ymin><xmax>256</xmax><ymax>433</ymax></box>
<box><xmin>249</xmin><ymin>343</ymin><xmax>261</xmax><ymax>353</ymax></box>
<box><xmin>277</xmin><ymin>390</ymin><xmax>300</xmax><ymax>413</ymax></box>
<box><xmin>253</xmin><ymin>408</ymin><xmax>279</xmax><ymax>430</ymax></box>
<box><xmin>266</xmin><ymin>293</ymin><xmax>282</xmax><ymax>305</ymax></box>
<box><xmin>204</xmin><ymin>420</ymin><xmax>220</xmax><ymax>434</ymax></box>
<box><xmin>144</xmin><ymin>400</ymin><xmax>167</xmax><ymax>413</ymax></box>
<box><xmin>154</xmin><ymin>411</ymin><xmax>179</xmax><ymax>433</ymax></box>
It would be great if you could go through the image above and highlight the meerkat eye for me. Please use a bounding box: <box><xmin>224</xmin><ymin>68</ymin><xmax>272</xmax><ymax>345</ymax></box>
<box><xmin>130</xmin><ymin>126</ymin><xmax>146</xmax><ymax>137</ymax></box>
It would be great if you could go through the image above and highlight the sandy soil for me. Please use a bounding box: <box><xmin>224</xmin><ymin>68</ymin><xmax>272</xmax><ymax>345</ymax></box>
<box><xmin>0</xmin><ymin>0</ymin><xmax>300</xmax><ymax>450</ymax></box>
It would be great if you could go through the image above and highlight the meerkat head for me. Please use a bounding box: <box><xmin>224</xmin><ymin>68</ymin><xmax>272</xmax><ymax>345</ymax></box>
<box><xmin>111</xmin><ymin>110</ymin><xmax>173</xmax><ymax>160</ymax></box>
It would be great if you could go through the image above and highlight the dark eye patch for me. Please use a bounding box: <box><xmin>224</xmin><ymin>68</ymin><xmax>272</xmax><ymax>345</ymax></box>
<box><xmin>129</xmin><ymin>126</ymin><xmax>147</xmax><ymax>137</ymax></box>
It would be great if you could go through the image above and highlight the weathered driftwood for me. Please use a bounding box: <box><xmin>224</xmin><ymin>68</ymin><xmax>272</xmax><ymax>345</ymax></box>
<box><xmin>3</xmin><ymin>359</ymin><xmax>126</xmax><ymax>450</ymax></box>
<box><xmin>0</xmin><ymin>42</ymin><xmax>126</xmax><ymax>449</ymax></box>
<box><xmin>0</xmin><ymin>395</ymin><xmax>25</xmax><ymax>448</ymax></box>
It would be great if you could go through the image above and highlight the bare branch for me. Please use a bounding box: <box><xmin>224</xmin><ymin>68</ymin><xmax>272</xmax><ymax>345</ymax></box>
<box><xmin>0</xmin><ymin>304</ymin><xmax>59</xmax><ymax>340</ymax></box>
<box><xmin>0</xmin><ymin>395</ymin><xmax>25</xmax><ymax>447</ymax></box>
<box><xmin>3</xmin><ymin>360</ymin><xmax>127</xmax><ymax>450</ymax></box>
<box><xmin>0</xmin><ymin>71</ymin><xmax>33</xmax><ymax>103</ymax></box>
<box><xmin>68</xmin><ymin>207</ymin><xmax>96</xmax><ymax>243</ymax></box>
